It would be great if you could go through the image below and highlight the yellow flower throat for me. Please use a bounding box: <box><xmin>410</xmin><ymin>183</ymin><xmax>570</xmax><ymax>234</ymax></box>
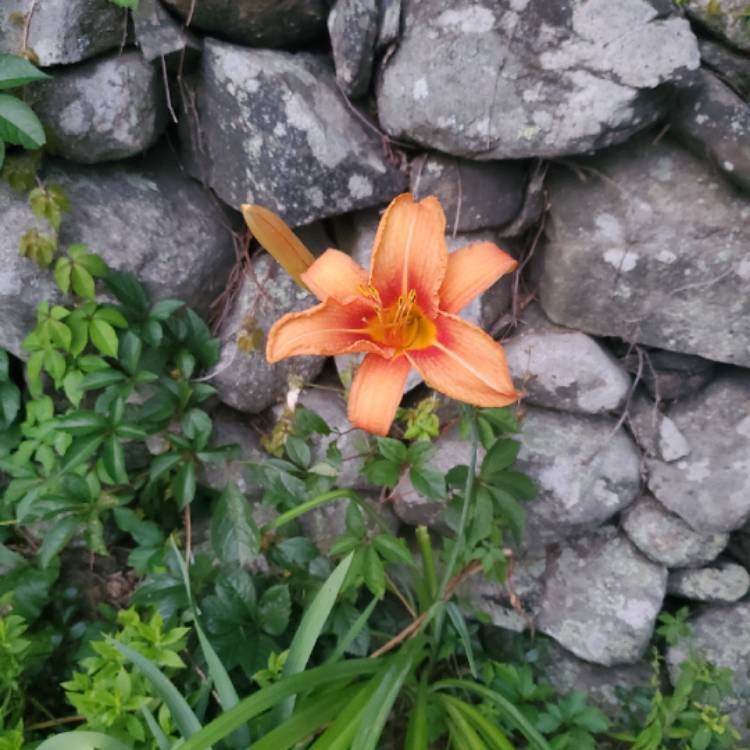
<box><xmin>360</xmin><ymin>286</ymin><xmax>436</xmax><ymax>352</ymax></box>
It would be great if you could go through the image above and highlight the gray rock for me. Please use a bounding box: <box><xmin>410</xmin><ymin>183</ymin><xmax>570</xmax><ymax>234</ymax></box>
<box><xmin>542</xmin><ymin>640</ymin><xmax>652</xmax><ymax>718</ymax></box>
<box><xmin>211</xmin><ymin>250</ymin><xmax>326</xmax><ymax>415</ymax></box>
<box><xmin>377</xmin><ymin>0</ymin><xmax>401</xmax><ymax>50</ymax></box>
<box><xmin>504</xmin><ymin>304</ymin><xmax>631</xmax><ymax>415</ymax></box>
<box><xmin>0</xmin><ymin>153</ymin><xmax>235</xmax><ymax>359</ymax></box>
<box><xmin>466</xmin><ymin>555</ymin><xmax>546</xmax><ymax>633</ymax></box>
<box><xmin>669</xmin><ymin>69</ymin><xmax>750</xmax><ymax>191</ymax></box>
<box><xmin>628</xmin><ymin>393</ymin><xmax>690</xmax><ymax>463</ymax></box>
<box><xmin>410</xmin><ymin>153</ymin><xmax>527</xmax><ymax>232</ymax></box>
<box><xmin>517</xmin><ymin>407</ymin><xmax>642</xmax><ymax>547</ymax></box>
<box><xmin>647</xmin><ymin>373</ymin><xmax>750</xmax><ymax>533</ymax></box>
<box><xmin>538</xmin><ymin>135</ymin><xmax>750</xmax><ymax>367</ymax></box>
<box><xmin>0</xmin><ymin>0</ymin><xmax>123</xmax><ymax>66</ymax></box>
<box><xmin>328</xmin><ymin>0</ymin><xmax>379</xmax><ymax>98</ymax></box>
<box><xmin>699</xmin><ymin>37</ymin><xmax>750</xmax><ymax>101</ymax></box>
<box><xmin>622</xmin><ymin>349</ymin><xmax>715</xmax><ymax>402</ymax></box>
<box><xmin>537</xmin><ymin>527</ymin><xmax>667</xmax><ymax>666</ymax></box>
<box><xmin>199</xmin><ymin>406</ymin><xmax>266</xmax><ymax>498</ymax></box>
<box><xmin>668</xmin><ymin>560</ymin><xmax>750</xmax><ymax>602</ymax></box>
<box><xmin>683</xmin><ymin>0</ymin><xmax>750</xmax><ymax>53</ymax></box>
<box><xmin>667</xmin><ymin>602</ymin><xmax>750</xmax><ymax>731</ymax></box>
<box><xmin>133</xmin><ymin>0</ymin><xmax>202</xmax><ymax>65</ymax></box>
<box><xmin>181</xmin><ymin>40</ymin><xmax>406</xmax><ymax>226</ymax></box>
<box><xmin>30</xmin><ymin>51</ymin><xmax>167</xmax><ymax>164</ymax></box>
<box><xmin>622</xmin><ymin>495</ymin><xmax>728</xmax><ymax>568</ymax></box>
<box><xmin>376</xmin><ymin>0</ymin><xmax>699</xmax><ymax>159</ymax></box>
<box><xmin>160</xmin><ymin>0</ymin><xmax>327</xmax><ymax>48</ymax></box>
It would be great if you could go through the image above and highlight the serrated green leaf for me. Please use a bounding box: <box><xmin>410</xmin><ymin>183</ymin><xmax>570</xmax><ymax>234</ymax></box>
<box><xmin>210</xmin><ymin>482</ymin><xmax>259</xmax><ymax>565</ymax></box>
<box><xmin>363</xmin><ymin>544</ymin><xmax>385</xmax><ymax>599</ymax></box>
<box><xmin>480</xmin><ymin>438</ymin><xmax>520</xmax><ymax>478</ymax></box>
<box><xmin>410</xmin><ymin>465</ymin><xmax>446</xmax><ymax>499</ymax></box>
<box><xmin>373</xmin><ymin>533</ymin><xmax>414</xmax><ymax>567</ymax></box>
<box><xmin>38</xmin><ymin>515</ymin><xmax>80</xmax><ymax>568</ymax></box>
<box><xmin>376</xmin><ymin>437</ymin><xmax>407</xmax><ymax>464</ymax></box>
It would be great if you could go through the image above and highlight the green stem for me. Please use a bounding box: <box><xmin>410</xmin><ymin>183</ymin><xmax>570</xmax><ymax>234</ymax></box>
<box><xmin>416</xmin><ymin>525</ymin><xmax>438</xmax><ymax>604</ymax></box>
<box><xmin>269</xmin><ymin>489</ymin><xmax>355</xmax><ymax>530</ymax></box>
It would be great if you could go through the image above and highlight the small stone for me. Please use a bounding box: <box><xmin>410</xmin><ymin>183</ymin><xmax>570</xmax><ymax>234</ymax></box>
<box><xmin>667</xmin><ymin>560</ymin><xmax>750</xmax><ymax>603</ymax></box>
<box><xmin>160</xmin><ymin>0</ymin><xmax>328</xmax><ymax>48</ymax></box>
<box><xmin>537</xmin><ymin>527</ymin><xmax>667</xmax><ymax>666</ymax></box>
<box><xmin>622</xmin><ymin>349</ymin><xmax>715</xmax><ymax>402</ymax></box>
<box><xmin>180</xmin><ymin>39</ymin><xmax>406</xmax><ymax>225</ymax></box>
<box><xmin>538</xmin><ymin>135</ymin><xmax>750</xmax><ymax>367</ymax></box>
<box><xmin>410</xmin><ymin>153</ymin><xmax>528</xmax><ymax>232</ymax></box>
<box><xmin>377</xmin><ymin>0</ymin><xmax>699</xmax><ymax>159</ymax></box>
<box><xmin>328</xmin><ymin>0</ymin><xmax>379</xmax><ymax>98</ymax></box>
<box><xmin>647</xmin><ymin>373</ymin><xmax>750</xmax><ymax>533</ymax></box>
<box><xmin>669</xmin><ymin>69</ymin><xmax>750</xmax><ymax>192</ymax></box>
<box><xmin>0</xmin><ymin>0</ymin><xmax>123</xmax><ymax>66</ymax></box>
<box><xmin>0</xmin><ymin>152</ymin><xmax>235</xmax><ymax>358</ymax></box>
<box><xmin>622</xmin><ymin>495</ymin><xmax>728</xmax><ymax>568</ymax></box>
<box><xmin>465</xmin><ymin>555</ymin><xmax>546</xmax><ymax>633</ymax></box>
<box><xmin>199</xmin><ymin>406</ymin><xmax>266</xmax><ymax>499</ymax></box>
<box><xmin>628</xmin><ymin>393</ymin><xmax>690</xmax><ymax>463</ymax></box>
<box><xmin>30</xmin><ymin>51</ymin><xmax>167</xmax><ymax>164</ymax></box>
<box><xmin>211</xmin><ymin>240</ymin><xmax>328</xmax><ymax>416</ymax></box>
<box><xmin>133</xmin><ymin>0</ymin><xmax>201</xmax><ymax>66</ymax></box>
<box><xmin>541</xmin><ymin>640</ymin><xmax>652</xmax><ymax>718</ymax></box>
<box><xmin>683</xmin><ymin>0</ymin><xmax>750</xmax><ymax>53</ymax></box>
<box><xmin>377</xmin><ymin>0</ymin><xmax>401</xmax><ymax>50</ymax></box>
<box><xmin>667</xmin><ymin>601</ymin><xmax>750</xmax><ymax>732</ymax></box>
<box><xmin>504</xmin><ymin>304</ymin><xmax>631</xmax><ymax>415</ymax></box>
<box><xmin>517</xmin><ymin>406</ymin><xmax>641</xmax><ymax>547</ymax></box>
<box><xmin>699</xmin><ymin>37</ymin><xmax>750</xmax><ymax>101</ymax></box>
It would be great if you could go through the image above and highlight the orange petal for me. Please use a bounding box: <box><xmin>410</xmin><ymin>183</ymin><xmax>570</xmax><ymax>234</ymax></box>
<box><xmin>348</xmin><ymin>354</ymin><xmax>411</xmax><ymax>436</ymax></box>
<box><xmin>369</xmin><ymin>193</ymin><xmax>448</xmax><ymax>316</ymax></box>
<box><xmin>407</xmin><ymin>313</ymin><xmax>519</xmax><ymax>407</ymax></box>
<box><xmin>301</xmin><ymin>249</ymin><xmax>369</xmax><ymax>304</ymax></box>
<box><xmin>242</xmin><ymin>204</ymin><xmax>316</xmax><ymax>288</ymax></box>
<box><xmin>266</xmin><ymin>298</ymin><xmax>385</xmax><ymax>362</ymax></box>
<box><xmin>440</xmin><ymin>242</ymin><xmax>518</xmax><ymax>314</ymax></box>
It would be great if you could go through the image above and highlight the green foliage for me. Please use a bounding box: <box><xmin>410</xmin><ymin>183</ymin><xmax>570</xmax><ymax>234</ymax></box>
<box><xmin>655</xmin><ymin>607</ymin><xmax>691</xmax><ymax>647</ymax></box>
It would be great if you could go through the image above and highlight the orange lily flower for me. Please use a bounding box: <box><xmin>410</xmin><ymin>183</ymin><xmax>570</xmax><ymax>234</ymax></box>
<box><xmin>265</xmin><ymin>193</ymin><xmax>520</xmax><ymax>436</ymax></box>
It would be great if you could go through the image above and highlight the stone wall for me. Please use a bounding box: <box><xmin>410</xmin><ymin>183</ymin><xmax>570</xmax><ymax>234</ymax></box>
<box><xmin>2</xmin><ymin>0</ymin><xmax>749</xmax><ymax>722</ymax></box>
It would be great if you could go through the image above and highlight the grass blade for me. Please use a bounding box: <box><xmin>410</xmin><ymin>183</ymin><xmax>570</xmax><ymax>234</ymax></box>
<box><xmin>404</xmin><ymin>674</ymin><xmax>429</xmax><ymax>750</ymax></box>
<box><xmin>178</xmin><ymin>660</ymin><xmax>378</xmax><ymax>750</ymax></box>
<box><xmin>446</xmin><ymin>601</ymin><xmax>478</xmax><ymax>678</ymax></box>
<box><xmin>110</xmin><ymin>640</ymin><xmax>204</xmax><ymax>741</ymax></box>
<box><xmin>442</xmin><ymin>695</ymin><xmax>487</xmax><ymax>750</ymax></box>
<box><xmin>141</xmin><ymin>706</ymin><xmax>171</xmax><ymax>750</ymax></box>
<box><xmin>442</xmin><ymin>694</ymin><xmax>516</xmax><ymax>750</ymax></box>
<box><xmin>325</xmin><ymin>595</ymin><xmax>378</xmax><ymax>665</ymax></box>
<box><xmin>36</xmin><ymin>732</ymin><xmax>131</xmax><ymax>750</ymax></box>
<box><xmin>276</xmin><ymin>552</ymin><xmax>354</xmax><ymax>721</ymax></box>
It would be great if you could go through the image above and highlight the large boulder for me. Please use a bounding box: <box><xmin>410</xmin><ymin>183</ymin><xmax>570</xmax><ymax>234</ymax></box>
<box><xmin>0</xmin><ymin>0</ymin><xmax>122</xmax><ymax>66</ymax></box>
<box><xmin>669</xmin><ymin>69</ymin><xmax>750</xmax><ymax>192</ymax></box>
<box><xmin>516</xmin><ymin>407</ymin><xmax>641</xmax><ymax>546</ymax></box>
<box><xmin>622</xmin><ymin>495</ymin><xmax>728</xmax><ymax>569</ymax></box>
<box><xmin>181</xmin><ymin>39</ymin><xmax>406</xmax><ymax>225</ymax></box>
<box><xmin>160</xmin><ymin>0</ymin><xmax>328</xmax><ymax>48</ymax></box>
<box><xmin>30</xmin><ymin>51</ymin><xmax>167</xmax><ymax>164</ymax></box>
<box><xmin>699</xmin><ymin>37</ymin><xmax>750</xmax><ymax>101</ymax></box>
<box><xmin>537</xmin><ymin>528</ymin><xmax>667</xmax><ymax>666</ymax></box>
<box><xmin>667</xmin><ymin>560</ymin><xmax>750</xmax><ymax>603</ymax></box>
<box><xmin>683</xmin><ymin>0</ymin><xmax>750</xmax><ymax>53</ymax></box>
<box><xmin>647</xmin><ymin>373</ymin><xmax>750</xmax><ymax>533</ymax></box>
<box><xmin>538</xmin><ymin>135</ymin><xmax>750</xmax><ymax>367</ymax></box>
<box><xmin>376</xmin><ymin>0</ymin><xmax>699</xmax><ymax>159</ymax></box>
<box><xmin>0</xmin><ymin>153</ymin><xmax>235</xmax><ymax>358</ymax></box>
<box><xmin>504</xmin><ymin>304</ymin><xmax>631</xmax><ymax>415</ymax></box>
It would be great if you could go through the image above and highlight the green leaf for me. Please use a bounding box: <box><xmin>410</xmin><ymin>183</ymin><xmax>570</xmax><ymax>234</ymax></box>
<box><xmin>285</xmin><ymin>435</ymin><xmax>311</xmax><ymax>469</ymax></box>
<box><xmin>345</xmin><ymin>502</ymin><xmax>366</xmax><ymax>538</ymax></box>
<box><xmin>490</xmin><ymin>470</ymin><xmax>536</xmax><ymax>501</ymax></box>
<box><xmin>36</xmin><ymin>731</ymin><xmax>131</xmax><ymax>750</ymax></box>
<box><xmin>71</xmin><ymin>263</ymin><xmax>96</xmax><ymax>298</ymax></box>
<box><xmin>0</xmin><ymin>93</ymin><xmax>45</xmax><ymax>148</ymax></box>
<box><xmin>277</xmin><ymin>552</ymin><xmax>354</xmax><ymax>721</ymax></box>
<box><xmin>294</xmin><ymin>406</ymin><xmax>330</xmax><ymax>436</ymax></box>
<box><xmin>54</xmin><ymin>257</ymin><xmax>72</xmax><ymax>294</ymax></box>
<box><xmin>62</xmin><ymin>369</ymin><xmax>84</xmax><ymax>406</ymax></box>
<box><xmin>376</xmin><ymin>436</ymin><xmax>407</xmax><ymax>464</ymax></box>
<box><xmin>363</xmin><ymin>544</ymin><xmax>385</xmax><ymax>599</ymax></box>
<box><xmin>410</xmin><ymin>465</ymin><xmax>446</xmax><ymax>499</ymax></box>
<box><xmin>0</xmin><ymin>54</ymin><xmax>50</xmax><ymax>89</ymax></box>
<box><xmin>38</xmin><ymin>515</ymin><xmax>80</xmax><ymax>568</ymax></box>
<box><xmin>80</xmin><ymin>368</ymin><xmax>126</xmax><ymax>391</ymax></box>
<box><xmin>405</xmin><ymin>676</ymin><xmax>429</xmax><ymax>750</ymax></box>
<box><xmin>0</xmin><ymin>137</ymin><xmax>4</xmax><ymax>170</ymax></box>
<box><xmin>150</xmin><ymin>299</ymin><xmax>183</xmax><ymax>320</ymax></box>
<box><xmin>149</xmin><ymin>452</ymin><xmax>182</xmax><ymax>483</ymax></box>
<box><xmin>210</xmin><ymin>482</ymin><xmax>259</xmax><ymax>565</ymax></box>
<box><xmin>172</xmin><ymin>460</ymin><xmax>196</xmax><ymax>508</ymax></box>
<box><xmin>102</xmin><ymin>435</ymin><xmax>127</xmax><ymax>484</ymax></box>
<box><xmin>117</xmin><ymin>331</ymin><xmax>142</xmax><ymax>374</ymax></box>
<box><xmin>487</xmin><ymin>486</ymin><xmax>525</xmax><ymax>544</ymax></box>
<box><xmin>60</xmin><ymin>434</ymin><xmax>103</xmax><ymax>473</ymax></box>
<box><xmin>182</xmin><ymin>408</ymin><xmax>212</xmax><ymax>445</ymax></box>
<box><xmin>372</xmin><ymin>534</ymin><xmax>414</xmax><ymax>567</ymax></box>
<box><xmin>90</xmin><ymin>318</ymin><xmax>119</xmax><ymax>357</ymax></box>
<box><xmin>480</xmin><ymin>407</ymin><xmax>520</xmax><ymax>433</ymax></box>
<box><xmin>481</xmin><ymin>438</ymin><xmax>520</xmax><ymax>478</ymax></box>
<box><xmin>0</xmin><ymin>380</ymin><xmax>20</xmax><ymax>424</ymax></box>
<box><xmin>363</xmin><ymin>457</ymin><xmax>401</xmax><ymax>487</ymax></box>
<box><xmin>258</xmin><ymin>584</ymin><xmax>291</xmax><ymax>636</ymax></box>
<box><xmin>105</xmin><ymin>269</ymin><xmax>150</xmax><ymax>314</ymax></box>
<box><xmin>110</xmin><ymin>640</ymin><xmax>203</xmax><ymax>740</ymax></box>
<box><xmin>446</xmin><ymin>602</ymin><xmax>477</xmax><ymax>678</ymax></box>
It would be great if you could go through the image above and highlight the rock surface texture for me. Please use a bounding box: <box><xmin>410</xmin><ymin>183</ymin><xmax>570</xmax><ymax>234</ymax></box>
<box><xmin>646</xmin><ymin>373</ymin><xmax>750</xmax><ymax>533</ymax></box>
<box><xmin>537</xmin><ymin>528</ymin><xmax>667</xmax><ymax>666</ymax></box>
<box><xmin>539</xmin><ymin>136</ymin><xmax>750</xmax><ymax>367</ymax></box>
<box><xmin>0</xmin><ymin>0</ymin><xmax>123</xmax><ymax>66</ymax></box>
<box><xmin>182</xmin><ymin>40</ymin><xmax>405</xmax><ymax>225</ymax></box>
<box><xmin>667</xmin><ymin>560</ymin><xmax>750</xmax><ymax>603</ymax></box>
<box><xmin>377</xmin><ymin>0</ymin><xmax>699</xmax><ymax>159</ymax></box>
<box><xmin>30</xmin><ymin>51</ymin><xmax>167</xmax><ymax>163</ymax></box>
<box><xmin>0</xmin><ymin>155</ymin><xmax>234</xmax><ymax>358</ymax></box>
<box><xmin>328</xmin><ymin>0</ymin><xmax>379</xmax><ymax>98</ymax></box>
<box><xmin>683</xmin><ymin>0</ymin><xmax>750</xmax><ymax>52</ymax></box>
